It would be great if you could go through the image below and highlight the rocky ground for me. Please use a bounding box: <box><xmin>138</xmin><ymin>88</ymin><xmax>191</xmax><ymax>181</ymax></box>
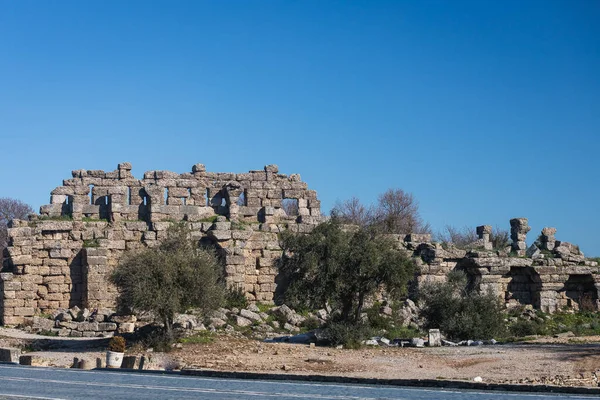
<box><xmin>2</xmin><ymin>327</ymin><xmax>600</xmax><ymax>388</ymax></box>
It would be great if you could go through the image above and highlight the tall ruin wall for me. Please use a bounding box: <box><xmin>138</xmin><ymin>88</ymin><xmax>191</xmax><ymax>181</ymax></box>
<box><xmin>1</xmin><ymin>163</ymin><xmax>324</xmax><ymax>325</ymax></box>
<box><xmin>1</xmin><ymin>162</ymin><xmax>599</xmax><ymax>326</ymax></box>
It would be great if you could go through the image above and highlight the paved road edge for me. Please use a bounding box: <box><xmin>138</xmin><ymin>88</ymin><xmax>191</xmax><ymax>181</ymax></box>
<box><xmin>95</xmin><ymin>367</ymin><xmax>600</xmax><ymax>396</ymax></box>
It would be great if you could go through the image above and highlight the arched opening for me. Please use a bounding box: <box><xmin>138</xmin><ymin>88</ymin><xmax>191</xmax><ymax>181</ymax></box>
<box><xmin>506</xmin><ymin>267</ymin><xmax>542</xmax><ymax>308</ymax></box>
<box><xmin>561</xmin><ymin>274</ymin><xmax>598</xmax><ymax>311</ymax></box>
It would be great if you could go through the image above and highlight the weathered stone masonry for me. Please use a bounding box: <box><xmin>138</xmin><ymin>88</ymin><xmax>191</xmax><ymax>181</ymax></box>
<box><xmin>1</xmin><ymin>163</ymin><xmax>599</xmax><ymax>326</ymax></box>
<box><xmin>402</xmin><ymin>218</ymin><xmax>600</xmax><ymax>313</ymax></box>
<box><xmin>1</xmin><ymin>163</ymin><xmax>325</xmax><ymax>325</ymax></box>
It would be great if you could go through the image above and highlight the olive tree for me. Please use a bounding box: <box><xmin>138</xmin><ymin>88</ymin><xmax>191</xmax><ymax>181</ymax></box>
<box><xmin>279</xmin><ymin>219</ymin><xmax>416</xmax><ymax>324</ymax></box>
<box><xmin>109</xmin><ymin>224</ymin><xmax>224</xmax><ymax>339</ymax></box>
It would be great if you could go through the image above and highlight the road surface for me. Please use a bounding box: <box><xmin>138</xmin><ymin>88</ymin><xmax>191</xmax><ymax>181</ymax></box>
<box><xmin>0</xmin><ymin>364</ymin><xmax>596</xmax><ymax>399</ymax></box>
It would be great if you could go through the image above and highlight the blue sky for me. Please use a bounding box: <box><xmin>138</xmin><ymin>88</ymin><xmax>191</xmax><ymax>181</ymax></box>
<box><xmin>1</xmin><ymin>1</ymin><xmax>598</xmax><ymax>255</ymax></box>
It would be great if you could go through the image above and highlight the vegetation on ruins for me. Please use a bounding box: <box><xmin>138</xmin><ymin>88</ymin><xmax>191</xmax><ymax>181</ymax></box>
<box><xmin>419</xmin><ymin>271</ymin><xmax>506</xmax><ymax>340</ymax></box>
<box><xmin>109</xmin><ymin>224</ymin><xmax>224</xmax><ymax>341</ymax></box>
<box><xmin>279</xmin><ymin>218</ymin><xmax>416</xmax><ymax>325</ymax></box>
<box><xmin>331</xmin><ymin>188</ymin><xmax>430</xmax><ymax>234</ymax></box>
<box><xmin>434</xmin><ymin>225</ymin><xmax>511</xmax><ymax>250</ymax></box>
<box><xmin>0</xmin><ymin>197</ymin><xmax>34</xmax><ymax>267</ymax></box>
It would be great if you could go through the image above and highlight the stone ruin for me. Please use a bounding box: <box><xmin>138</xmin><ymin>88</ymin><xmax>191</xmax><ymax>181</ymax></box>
<box><xmin>403</xmin><ymin>218</ymin><xmax>599</xmax><ymax>313</ymax></box>
<box><xmin>1</xmin><ymin>163</ymin><xmax>599</xmax><ymax>327</ymax></box>
<box><xmin>1</xmin><ymin>163</ymin><xmax>324</xmax><ymax>326</ymax></box>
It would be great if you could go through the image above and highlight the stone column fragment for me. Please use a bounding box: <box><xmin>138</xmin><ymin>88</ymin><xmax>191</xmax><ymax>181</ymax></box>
<box><xmin>476</xmin><ymin>225</ymin><xmax>493</xmax><ymax>250</ymax></box>
<box><xmin>540</xmin><ymin>227</ymin><xmax>557</xmax><ymax>251</ymax></box>
<box><xmin>510</xmin><ymin>218</ymin><xmax>531</xmax><ymax>256</ymax></box>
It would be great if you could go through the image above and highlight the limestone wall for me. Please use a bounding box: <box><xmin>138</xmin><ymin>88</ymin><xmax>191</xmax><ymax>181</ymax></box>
<box><xmin>407</xmin><ymin>220</ymin><xmax>600</xmax><ymax>313</ymax></box>
<box><xmin>2</xmin><ymin>162</ymin><xmax>599</xmax><ymax>326</ymax></box>
<box><xmin>1</xmin><ymin>163</ymin><xmax>325</xmax><ymax>325</ymax></box>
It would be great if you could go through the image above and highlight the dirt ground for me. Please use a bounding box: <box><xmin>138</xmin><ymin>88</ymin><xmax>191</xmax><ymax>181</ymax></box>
<box><xmin>2</xmin><ymin>327</ymin><xmax>600</xmax><ymax>387</ymax></box>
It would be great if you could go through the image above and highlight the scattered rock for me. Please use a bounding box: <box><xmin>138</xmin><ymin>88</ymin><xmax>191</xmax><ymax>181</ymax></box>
<box><xmin>235</xmin><ymin>316</ymin><xmax>253</xmax><ymax>327</ymax></box>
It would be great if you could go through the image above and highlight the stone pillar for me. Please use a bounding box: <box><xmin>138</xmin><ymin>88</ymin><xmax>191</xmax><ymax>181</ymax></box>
<box><xmin>476</xmin><ymin>225</ymin><xmax>493</xmax><ymax>250</ymax></box>
<box><xmin>540</xmin><ymin>227</ymin><xmax>557</xmax><ymax>251</ymax></box>
<box><xmin>510</xmin><ymin>218</ymin><xmax>531</xmax><ymax>256</ymax></box>
<box><xmin>428</xmin><ymin>329</ymin><xmax>441</xmax><ymax>347</ymax></box>
<box><xmin>118</xmin><ymin>162</ymin><xmax>133</xmax><ymax>179</ymax></box>
<box><xmin>83</xmin><ymin>248</ymin><xmax>115</xmax><ymax>310</ymax></box>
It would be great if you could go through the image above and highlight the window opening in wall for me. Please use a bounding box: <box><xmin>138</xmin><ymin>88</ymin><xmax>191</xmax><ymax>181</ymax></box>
<box><xmin>237</xmin><ymin>190</ymin><xmax>247</xmax><ymax>206</ymax></box>
<box><xmin>164</xmin><ymin>188</ymin><xmax>169</xmax><ymax>205</ymax></box>
<box><xmin>104</xmin><ymin>196</ymin><xmax>109</xmax><ymax>205</ymax></box>
<box><xmin>220</xmin><ymin>196</ymin><xmax>227</xmax><ymax>207</ymax></box>
<box><xmin>143</xmin><ymin>196</ymin><xmax>148</xmax><ymax>206</ymax></box>
<box><xmin>89</xmin><ymin>185</ymin><xmax>94</xmax><ymax>205</ymax></box>
<box><xmin>181</xmin><ymin>197</ymin><xmax>187</xmax><ymax>205</ymax></box>
<box><xmin>127</xmin><ymin>187</ymin><xmax>132</xmax><ymax>205</ymax></box>
<box><xmin>282</xmin><ymin>198</ymin><xmax>299</xmax><ymax>216</ymax></box>
<box><xmin>205</xmin><ymin>188</ymin><xmax>210</xmax><ymax>206</ymax></box>
<box><xmin>65</xmin><ymin>196</ymin><xmax>69</xmax><ymax>205</ymax></box>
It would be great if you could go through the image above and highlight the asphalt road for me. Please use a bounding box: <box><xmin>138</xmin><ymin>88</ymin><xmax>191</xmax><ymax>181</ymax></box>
<box><xmin>0</xmin><ymin>364</ymin><xmax>597</xmax><ymax>400</ymax></box>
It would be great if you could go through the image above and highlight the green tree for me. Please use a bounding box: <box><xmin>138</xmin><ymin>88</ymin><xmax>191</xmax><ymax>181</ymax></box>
<box><xmin>280</xmin><ymin>219</ymin><xmax>415</xmax><ymax>324</ymax></box>
<box><xmin>419</xmin><ymin>271</ymin><xmax>506</xmax><ymax>340</ymax></box>
<box><xmin>109</xmin><ymin>224</ymin><xmax>224</xmax><ymax>340</ymax></box>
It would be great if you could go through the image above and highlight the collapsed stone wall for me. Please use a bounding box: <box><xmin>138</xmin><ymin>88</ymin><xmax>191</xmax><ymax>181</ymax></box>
<box><xmin>1</xmin><ymin>163</ymin><xmax>325</xmax><ymax>325</ymax></box>
<box><xmin>403</xmin><ymin>219</ymin><xmax>600</xmax><ymax>313</ymax></box>
<box><xmin>1</xmin><ymin>162</ymin><xmax>598</xmax><ymax>326</ymax></box>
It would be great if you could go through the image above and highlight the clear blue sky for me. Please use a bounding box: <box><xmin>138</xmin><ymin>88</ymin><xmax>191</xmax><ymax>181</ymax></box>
<box><xmin>1</xmin><ymin>1</ymin><xmax>598</xmax><ymax>255</ymax></box>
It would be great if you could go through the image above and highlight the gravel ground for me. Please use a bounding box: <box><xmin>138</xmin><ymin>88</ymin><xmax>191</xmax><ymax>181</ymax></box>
<box><xmin>2</xmin><ymin>328</ymin><xmax>600</xmax><ymax>387</ymax></box>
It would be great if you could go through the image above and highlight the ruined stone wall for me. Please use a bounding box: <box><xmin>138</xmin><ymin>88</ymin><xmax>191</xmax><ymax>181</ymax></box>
<box><xmin>406</xmin><ymin>219</ymin><xmax>600</xmax><ymax>313</ymax></box>
<box><xmin>2</xmin><ymin>162</ymin><xmax>599</xmax><ymax>326</ymax></box>
<box><xmin>1</xmin><ymin>163</ymin><xmax>325</xmax><ymax>325</ymax></box>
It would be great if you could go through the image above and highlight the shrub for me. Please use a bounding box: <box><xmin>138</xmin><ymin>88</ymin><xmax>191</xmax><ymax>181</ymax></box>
<box><xmin>301</xmin><ymin>316</ymin><xmax>321</xmax><ymax>331</ymax></box>
<box><xmin>322</xmin><ymin>320</ymin><xmax>373</xmax><ymax>349</ymax></box>
<box><xmin>490</xmin><ymin>227</ymin><xmax>511</xmax><ymax>250</ymax></box>
<box><xmin>419</xmin><ymin>271</ymin><xmax>506</xmax><ymax>340</ymax></box>
<box><xmin>434</xmin><ymin>226</ymin><xmax>478</xmax><ymax>249</ymax></box>
<box><xmin>110</xmin><ymin>224</ymin><xmax>225</xmax><ymax>342</ymax></box>
<box><xmin>225</xmin><ymin>287</ymin><xmax>248</xmax><ymax>309</ymax></box>
<box><xmin>108</xmin><ymin>336</ymin><xmax>126</xmax><ymax>352</ymax></box>
<box><xmin>509</xmin><ymin>319</ymin><xmax>546</xmax><ymax>337</ymax></box>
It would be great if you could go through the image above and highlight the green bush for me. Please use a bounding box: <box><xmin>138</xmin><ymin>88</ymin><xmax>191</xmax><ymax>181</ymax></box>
<box><xmin>225</xmin><ymin>287</ymin><xmax>248</xmax><ymax>309</ymax></box>
<box><xmin>301</xmin><ymin>316</ymin><xmax>321</xmax><ymax>331</ymax></box>
<box><xmin>322</xmin><ymin>320</ymin><xmax>373</xmax><ymax>349</ymax></box>
<box><xmin>509</xmin><ymin>319</ymin><xmax>546</xmax><ymax>337</ymax></box>
<box><xmin>419</xmin><ymin>271</ymin><xmax>506</xmax><ymax>340</ymax></box>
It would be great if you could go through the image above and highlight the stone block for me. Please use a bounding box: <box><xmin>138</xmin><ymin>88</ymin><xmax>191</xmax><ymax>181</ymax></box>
<box><xmin>121</xmin><ymin>355</ymin><xmax>139</xmax><ymax>369</ymax></box>
<box><xmin>13</xmin><ymin>307</ymin><xmax>34</xmax><ymax>316</ymax></box>
<box><xmin>118</xmin><ymin>322</ymin><xmax>135</xmax><ymax>333</ymax></box>
<box><xmin>98</xmin><ymin>322</ymin><xmax>117</xmax><ymax>331</ymax></box>
<box><xmin>208</xmin><ymin>230</ymin><xmax>231</xmax><ymax>241</ymax></box>
<box><xmin>428</xmin><ymin>329</ymin><xmax>442</xmax><ymax>347</ymax></box>
<box><xmin>0</xmin><ymin>348</ymin><xmax>21</xmax><ymax>363</ymax></box>
<box><xmin>19</xmin><ymin>355</ymin><xmax>46</xmax><ymax>366</ymax></box>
